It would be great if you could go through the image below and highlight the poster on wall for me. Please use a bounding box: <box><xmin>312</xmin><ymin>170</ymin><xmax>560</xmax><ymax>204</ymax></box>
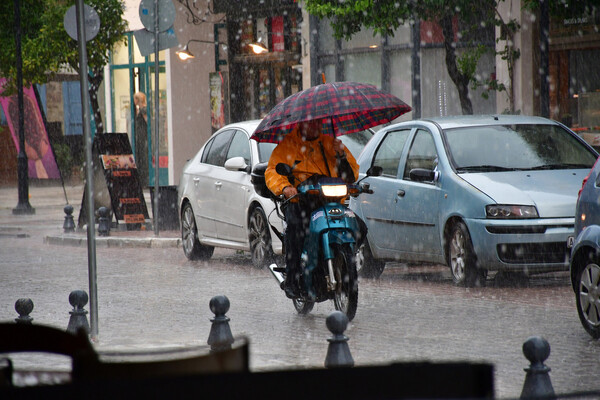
<box><xmin>271</xmin><ymin>16</ymin><xmax>284</xmax><ymax>52</ymax></box>
<box><xmin>0</xmin><ymin>78</ymin><xmax>61</xmax><ymax>179</ymax></box>
<box><xmin>209</xmin><ymin>71</ymin><xmax>229</xmax><ymax>133</ymax></box>
<box><xmin>240</xmin><ymin>20</ymin><xmax>254</xmax><ymax>54</ymax></box>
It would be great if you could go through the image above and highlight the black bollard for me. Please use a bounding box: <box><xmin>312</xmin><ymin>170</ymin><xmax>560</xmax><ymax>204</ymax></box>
<box><xmin>14</xmin><ymin>298</ymin><xmax>33</xmax><ymax>324</ymax></box>
<box><xmin>0</xmin><ymin>357</ymin><xmax>13</xmax><ymax>387</ymax></box>
<box><xmin>324</xmin><ymin>311</ymin><xmax>354</xmax><ymax>368</ymax></box>
<box><xmin>63</xmin><ymin>205</ymin><xmax>75</xmax><ymax>233</ymax></box>
<box><xmin>207</xmin><ymin>295</ymin><xmax>234</xmax><ymax>353</ymax></box>
<box><xmin>520</xmin><ymin>336</ymin><xmax>555</xmax><ymax>399</ymax></box>
<box><xmin>97</xmin><ymin>207</ymin><xmax>110</xmax><ymax>236</ymax></box>
<box><xmin>67</xmin><ymin>290</ymin><xmax>90</xmax><ymax>335</ymax></box>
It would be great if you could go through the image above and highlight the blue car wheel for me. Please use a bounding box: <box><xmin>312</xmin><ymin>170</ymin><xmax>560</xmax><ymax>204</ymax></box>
<box><xmin>575</xmin><ymin>259</ymin><xmax>600</xmax><ymax>338</ymax></box>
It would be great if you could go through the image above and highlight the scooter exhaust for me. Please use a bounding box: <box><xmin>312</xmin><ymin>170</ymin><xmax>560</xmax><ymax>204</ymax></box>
<box><xmin>268</xmin><ymin>263</ymin><xmax>285</xmax><ymax>285</ymax></box>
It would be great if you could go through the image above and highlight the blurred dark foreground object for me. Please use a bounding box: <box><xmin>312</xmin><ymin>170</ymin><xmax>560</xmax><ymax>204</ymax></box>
<box><xmin>0</xmin><ymin>322</ymin><xmax>493</xmax><ymax>399</ymax></box>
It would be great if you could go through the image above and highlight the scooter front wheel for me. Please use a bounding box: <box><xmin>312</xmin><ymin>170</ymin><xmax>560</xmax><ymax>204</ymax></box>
<box><xmin>293</xmin><ymin>298</ymin><xmax>315</xmax><ymax>315</ymax></box>
<box><xmin>332</xmin><ymin>244</ymin><xmax>358</xmax><ymax>321</ymax></box>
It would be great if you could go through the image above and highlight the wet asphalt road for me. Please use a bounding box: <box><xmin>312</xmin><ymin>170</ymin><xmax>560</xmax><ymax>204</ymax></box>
<box><xmin>1</xmin><ymin>230</ymin><xmax>599</xmax><ymax>399</ymax></box>
<box><xmin>1</xmin><ymin>184</ymin><xmax>600</xmax><ymax>399</ymax></box>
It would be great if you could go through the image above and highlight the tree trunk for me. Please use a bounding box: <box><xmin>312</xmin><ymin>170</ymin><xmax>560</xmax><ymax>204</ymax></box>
<box><xmin>88</xmin><ymin>69</ymin><xmax>104</xmax><ymax>134</ymax></box>
<box><xmin>440</xmin><ymin>15</ymin><xmax>473</xmax><ymax>115</ymax></box>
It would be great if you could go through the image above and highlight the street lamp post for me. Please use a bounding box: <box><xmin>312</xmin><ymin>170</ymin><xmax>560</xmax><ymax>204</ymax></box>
<box><xmin>12</xmin><ymin>0</ymin><xmax>35</xmax><ymax>216</ymax></box>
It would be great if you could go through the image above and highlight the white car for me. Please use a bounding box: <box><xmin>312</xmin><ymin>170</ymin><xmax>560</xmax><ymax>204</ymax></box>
<box><xmin>178</xmin><ymin>120</ymin><xmax>282</xmax><ymax>267</ymax></box>
<box><xmin>178</xmin><ymin>119</ymin><xmax>374</xmax><ymax>267</ymax></box>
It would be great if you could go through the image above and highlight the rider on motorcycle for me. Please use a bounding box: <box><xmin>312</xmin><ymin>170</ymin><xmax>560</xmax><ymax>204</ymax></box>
<box><xmin>265</xmin><ymin>119</ymin><xmax>360</xmax><ymax>298</ymax></box>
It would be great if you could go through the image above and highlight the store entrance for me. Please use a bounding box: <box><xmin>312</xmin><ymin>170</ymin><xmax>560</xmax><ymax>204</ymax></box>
<box><xmin>110</xmin><ymin>32</ymin><xmax>168</xmax><ymax>187</ymax></box>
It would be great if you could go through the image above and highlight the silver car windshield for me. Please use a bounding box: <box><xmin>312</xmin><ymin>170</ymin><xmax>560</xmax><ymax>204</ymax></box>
<box><xmin>444</xmin><ymin>124</ymin><xmax>598</xmax><ymax>172</ymax></box>
<box><xmin>258</xmin><ymin>142</ymin><xmax>277</xmax><ymax>163</ymax></box>
<box><xmin>255</xmin><ymin>129</ymin><xmax>372</xmax><ymax>163</ymax></box>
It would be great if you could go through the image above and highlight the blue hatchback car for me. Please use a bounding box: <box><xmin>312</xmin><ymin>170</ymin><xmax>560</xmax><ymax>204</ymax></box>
<box><xmin>570</xmin><ymin>157</ymin><xmax>600</xmax><ymax>338</ymax></box>
<box><xmin>351</xmin><ymin>115</ymin><xmax>598</xmax><ymax>286</ymax></box>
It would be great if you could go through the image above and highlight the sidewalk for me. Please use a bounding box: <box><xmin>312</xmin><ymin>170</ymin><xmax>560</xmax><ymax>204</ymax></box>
<box><xmin>0</xmin><ymin>181</ymin><xmax>181</xmax><ymax>248</ymax></box>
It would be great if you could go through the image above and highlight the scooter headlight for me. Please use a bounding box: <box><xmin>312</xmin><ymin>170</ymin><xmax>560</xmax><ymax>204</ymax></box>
<box><xmin>321</xmin><ymin>184</ymin><xmax>347</xmax><ymax>197</ymax></box>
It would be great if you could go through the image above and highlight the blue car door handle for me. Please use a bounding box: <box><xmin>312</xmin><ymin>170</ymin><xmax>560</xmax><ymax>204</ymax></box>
<box><xmin>397</xmin><ymin>189</ymin><xmax>405</xmax><ymax>197</ymax></box>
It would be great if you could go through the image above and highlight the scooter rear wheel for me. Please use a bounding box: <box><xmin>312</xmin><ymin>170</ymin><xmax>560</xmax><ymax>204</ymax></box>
<box><xmin>332</xmin><ymin>244</ymin><xmax>358</xmax><ymax>321</ymax></box>
<box><xmin>293</xmin><ymin>298</ymin><xmax>315</xmax><ymax>314</ymax></box>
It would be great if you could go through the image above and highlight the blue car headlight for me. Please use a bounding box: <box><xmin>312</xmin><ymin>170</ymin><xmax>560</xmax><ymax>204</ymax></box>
<box><xmin>486</xmin><ymin>204</ymin><xmax>539</xmax><ymax>219</ymax></box>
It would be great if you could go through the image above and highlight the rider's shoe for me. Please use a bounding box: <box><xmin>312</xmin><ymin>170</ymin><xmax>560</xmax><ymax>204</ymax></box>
<box><xmin>284</xmin><ymin>284</ymin><xmax>300</xmax><ymax>299</ymax></box>
<box><xmin>281</xmin><ymin>276</ymin><xmax>300</xmax><ymax>299</ymax></box>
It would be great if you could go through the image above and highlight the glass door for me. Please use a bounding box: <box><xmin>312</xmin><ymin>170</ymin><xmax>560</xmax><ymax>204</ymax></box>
<box><xmin>110</xmin><ymin>33</ymin><xmax>168</xmax><ymax>187</ymax></box>
<box><xmin>148</xmin><ymin>65</ymin><xmax>168</xmax><ymax>186</ymax></box>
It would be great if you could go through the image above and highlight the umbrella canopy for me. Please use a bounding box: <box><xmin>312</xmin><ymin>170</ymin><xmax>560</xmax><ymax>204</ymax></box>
<box><xmin>251</xmin><ymin>81</ymin><xmax>411</xmax><ymax>143</ymax></box>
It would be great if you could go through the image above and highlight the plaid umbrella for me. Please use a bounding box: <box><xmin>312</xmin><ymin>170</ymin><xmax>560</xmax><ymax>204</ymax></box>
<box><xmin>251</xmin><ymin>81</ymin><xmax>411</xmax><ymax>143</ymax></box>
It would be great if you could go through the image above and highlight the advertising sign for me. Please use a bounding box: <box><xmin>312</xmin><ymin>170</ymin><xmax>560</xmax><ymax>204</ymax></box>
<box><xmin>209</xmin><ymin>72</ymin><xmax>229</xmax><ymax>132</ymax></box>
<box><xmin>78</xmin><ymin>133</ymin><xmax>149</xmax><ymax>229</ymax></box>
<box><xmin>0</xmin><ymin>78</ymin><xmax>61</xmax><ymax>179</ymax></box>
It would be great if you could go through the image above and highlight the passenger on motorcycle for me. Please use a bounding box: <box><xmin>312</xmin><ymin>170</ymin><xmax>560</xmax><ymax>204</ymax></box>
<box><xmin>265</xmin><ymin>119</ymin><xmax>361</xmax><ymax>298</ymax></box>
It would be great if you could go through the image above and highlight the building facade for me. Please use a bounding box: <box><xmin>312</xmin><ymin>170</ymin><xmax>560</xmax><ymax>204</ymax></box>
<box><xmin>73</xmin><ymin>1</ymin><xmax>600</xmax><ymax>188</ymax></box>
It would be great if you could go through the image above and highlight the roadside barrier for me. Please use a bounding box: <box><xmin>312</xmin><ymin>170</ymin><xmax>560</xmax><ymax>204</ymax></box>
<box><xmin>66</xmin><ymin>290</ymin><xmax>90</xmax><ymax>335</ymax></box>
<box><xmin>324</xmin><ymin>310</ymin><xmax>354</xmax><ymax>368</ymax></box>
<box><xmin>207</xmin><ymin>295</ymin><xmax>234</xmax><ymax>353</ymax></box>
<box><xmin>9</xmin><ymin>294</ymin><xmax>595</xmax><ymax>399</ymax></box>
<box><xmin>63</xmin><ymin>205</ymin><xmax>75</xmax><ymax>233</ymax></box>
<box><xmin>14</xmin><ymin>298</ymin><xmax>33</xmax><ymax>325</ymax></box>
<box><xmin>520</xmin><ymin>336</ymin><xmax>555</xmax><ymax>399</ymax></box>
<box><xmin>96</xmin><ymin>207</ymin><xmax>110</xmax><ymax>236</ymax></box>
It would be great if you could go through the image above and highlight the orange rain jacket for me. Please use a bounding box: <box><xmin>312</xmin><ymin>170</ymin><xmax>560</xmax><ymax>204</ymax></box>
<box><xmin>265</xmin><ymin>127</ymin><xmax>359</xmax><ymax>196</ymax></box>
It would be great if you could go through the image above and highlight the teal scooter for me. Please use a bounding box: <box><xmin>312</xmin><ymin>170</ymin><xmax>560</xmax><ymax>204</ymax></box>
<box><xmin>253</xmin><ymin>163</ymin><xmax>381</xmax><ymax>321</ymax></box>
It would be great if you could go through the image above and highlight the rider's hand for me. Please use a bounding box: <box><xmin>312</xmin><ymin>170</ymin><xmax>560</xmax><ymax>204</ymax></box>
<box><xmin>333</xmin><ymin>138</ymin><xmax>346</xmax><ymax>157</ymax></box>
<box><xmin>283</xmin><ymin>186</ymin><xmax>298</xmax><ymax>199</ymax></box>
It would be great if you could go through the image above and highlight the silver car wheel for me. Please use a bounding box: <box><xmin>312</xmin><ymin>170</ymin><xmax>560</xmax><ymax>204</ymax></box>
<box><xmin>450</xmin><ymin>229</ymin><xmax>467</xmax><ymax>283</ymax></box>
<box><xmin>355</xmin><ymin>244</ymin><xmax>365</xmax><ymax>275</ymax></box>
<box><xmin>181</xmin><ymin>202</ymin><xmax>214</xmax><ymax>260</ymax></box>
<box><xmin>578</xmin><ymin>263</ymin><xmax>600</xmax><ymax>331</ymax></box>
<box><xmin>447</xmin><ymin>221</ymin><xmax>485</xmax><ymax>287</ymax></box>
<box><xmin>248</xmin><ymin>207</ymin><xmax>273</xmax><ymax>269</ymax></box>
<box><xmin>355</xmin><ymin>240</ymin><xmax>385</xmax><ymax>278</ymax></box>
<box><xmin>182</xmin><ymin>205</ymin><xmax>197</xmax><ymax>257</ymax></box>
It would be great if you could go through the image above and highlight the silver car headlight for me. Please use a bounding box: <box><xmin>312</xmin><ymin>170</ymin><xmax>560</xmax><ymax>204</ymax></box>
<box><xmin>486</xmin><ymin>204</ymin><xmax>539</xmax><ymax>219</ymax></box>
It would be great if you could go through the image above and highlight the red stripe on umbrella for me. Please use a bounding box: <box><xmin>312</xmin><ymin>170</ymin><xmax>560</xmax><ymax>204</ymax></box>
<box><xmin>252</xmin><ymin>81</ymin><xmax>411</xmax><ymax>143</ymax></box>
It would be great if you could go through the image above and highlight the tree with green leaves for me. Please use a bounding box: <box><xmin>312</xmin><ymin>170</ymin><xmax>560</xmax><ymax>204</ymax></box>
<box><xmin>305</xmin><ymin>0</ymin><xmax>520</xmax><ymax>115</ymax></box>
<box><xmin>0</xmin><ymin>0</ymin><xmax>128</xmax><ymax>134</ymax></box>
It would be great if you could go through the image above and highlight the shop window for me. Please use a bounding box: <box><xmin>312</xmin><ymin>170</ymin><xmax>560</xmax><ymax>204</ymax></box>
<box><xmin>386</xmin><ymin>25</ymin><xmax>412</xmax><ymax>46</ymax></box>
<box><xmin>571</xmin><ymin>49</ymin><xmax>600</xmax><ymax>128</ymax></box>
<box><xmin>318</xmin><ymin>18</ymin><xmax>336</xmax><ymax>52</ymax></box>
<box><xmin>341</xmin><ymin>27</ymin><xmax>381</xmax><ymax>50</ymax></box>
<box><xmin>345</xmin><ymin>53</ymin><xmax>381</xmax><ymax>87</ymax></box>
<box><xmin>389</xmin><ymin>51</ymin><xmax>413</xmax><ymax>121</ymax></box>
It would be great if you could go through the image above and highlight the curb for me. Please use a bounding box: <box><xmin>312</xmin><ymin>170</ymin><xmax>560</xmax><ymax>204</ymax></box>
<box><xmin>44</xmin><ymin>235</ymin><xmax>181</xmax><ymax>248</ymax></box>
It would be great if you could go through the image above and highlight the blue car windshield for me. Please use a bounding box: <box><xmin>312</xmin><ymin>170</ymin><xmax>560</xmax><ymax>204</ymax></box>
<box><xmin>443</xmin><ymin>124</ymin><xmax>598</xmax><ymax>172</ymax></box>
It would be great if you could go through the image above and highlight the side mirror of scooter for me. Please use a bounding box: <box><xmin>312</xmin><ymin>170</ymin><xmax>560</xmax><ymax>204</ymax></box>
<box><xmin>276</xmin><ymin>163</ymin><xmax>295</xmax><ymax>185</ymax></box>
